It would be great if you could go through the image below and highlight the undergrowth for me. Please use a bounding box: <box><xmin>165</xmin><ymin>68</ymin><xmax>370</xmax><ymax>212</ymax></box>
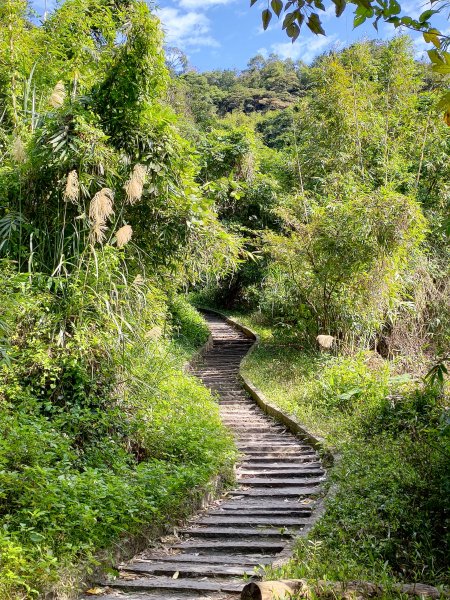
<box><xmin>0</xmin><ymin>261</ymin><xmax>234</xmax><ymax>599</ymax></box>
<box><xmin>224</xmin><ymin>310</ymin><xmax>449</xmax><ymax>589</ymax></box>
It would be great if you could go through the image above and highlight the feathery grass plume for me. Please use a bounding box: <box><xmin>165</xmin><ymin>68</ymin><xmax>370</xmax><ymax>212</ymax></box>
<box><xmin>90</xmin><ymin>221</ymin><xmax>107</xmax><ymax>244</ymax></box>
<box><xmin>146</xmin><ymin>326</ymin><xmax>162</xmax><ymax>340</ymax></box>
<box><xmin>133</xmin><ymin>274</ymin><xmax>145</xmax><ymax>286</ymax></box>
<box><xmin>89</xmin><ymin>188</ymin><xmax>114</xmax><ymax>244</ymax></box>
<box><xmin>64</xmin><ymin>170</ymin><xmax>79</xmax><ymax>203</ymax></box>
<box><xmin>11</xmin><ymin>137</ymin><xmax>26</xmax><ymax>163</ymax></box>
<box><xmin>116</xmin><ymin>224</ymin><xmax>133</xmax><ymax>248</ymax></box>
<box><xmin>89</xmin><ymin>188</ymin><xmax>114</xmax><ymax>223</ymax></box>
<box><xmin>49</xmin><ymin>81</ymin><xmax>66</xmax><ymax>108</ymax></box>
<box><xmin>124</xmin><ymin>164</ymin><xmax>147</xmax><ymax>204</ymax></box>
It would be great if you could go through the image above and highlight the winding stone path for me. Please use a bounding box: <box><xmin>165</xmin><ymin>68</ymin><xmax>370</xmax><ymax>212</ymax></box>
<box><xmin>91</xmin><ymin>312</ymin><xmax>325</xmax><ymax>600</ymax></box>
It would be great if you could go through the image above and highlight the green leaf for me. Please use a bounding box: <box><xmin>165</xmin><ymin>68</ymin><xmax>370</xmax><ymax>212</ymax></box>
<box><xmin>437</xmin><ymin>91</ymin><xmax>450</xmax><ymax>111</ymax></box>
<box><xmin>271</xmin><ymin>0</ymin><xmax>283</xmax><ymax>17</ymax></box>
<box><xmin>338</xmin><ymin>388</ymin><xmax>362</xmax><ymax>401</ymax></box>
<box><xmin>262</xmin><ymin>8</ymin><xmax>273</xmax><ymax>29</ymax></box>
<box><xmin>282</xmin><ymin>11</ymin><xmax>297</xmax><ymax>29</ymax></box>
<box><xmin>354</xmin><ymin>0</ymin><xmax>372</xmax><ymax>10</ymax></box>
<box><xmin>353</xmin><ymin>13</ymin><xmax>367</xmax><ymax>27</ymax></box>
<box><xmin>250</xmin><ymin>0</ymin><xmax>259</xmax><ymax>6</ymax></box>
<box><xmin>419</xmin><ymin>8</ymin><xmax>437</xmax><ymax>22</ymax></box>
<box><xmin>432</xmin><ymin>64</ymin><xmax>450</xmax><ymax>74</ymax></box>
<box><xmin>306</xmin><ymin>12</ymin><xmax>325</xmax><ymax>34</ymax></box>
<box><xmin>389</xmin><ymin>0</ymin><xmax>401</xmax><ymax>15</ymax></box>
<box><xmin>423</xmin><ymin>29</ymin><xmax>441</xmax><ymax>48</ymax></box>
<box><xmin>287</xmin><ymin>21</ymin><xmax>301</xmax><ymax>40</ymax></box>
<box><xmin>427</xmin><ymin>48</ymin><xmax>443</xmax><ymax>64</ymax></box>
<box><xmin>332</xmin><ymin>0</ymin><xmax>346</xmax><ymax>18</ymax></box>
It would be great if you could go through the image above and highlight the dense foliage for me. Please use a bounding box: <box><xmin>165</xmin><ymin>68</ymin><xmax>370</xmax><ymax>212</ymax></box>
<box><xmin>227</xmin><ymin>314</ymin><xmax>449</xmax><ymax>586</ymax></box>
<box><xmin>0</xmin><ymin>0</ymin><xmax>448</xmax><ymax>597</ymax></box>
<box><xmin>0</xmin><ymin>1</ymin><xmax>238</xmax><ymax>597</ymax></box>
<box><xmin>184</xmin><ymin>34</ymin><xmax>449</xmax><ymax>592</ymax></box>
<box><xmin>188</xmin><ymin>38</ymin><xmax>449</xmax><ymax>359</ymax></box>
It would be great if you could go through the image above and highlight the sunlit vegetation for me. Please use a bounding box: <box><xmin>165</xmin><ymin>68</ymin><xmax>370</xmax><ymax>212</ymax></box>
<box><xmin>0</xmin><ymin>0</ymin><xmax>449</xmax><ymax>597</ymax></box>
<box><xmin>186</xmin><ymin>35</ymin><xmax>449</xmax><ymax>592</ymax></box>
<box><xmin>0</xmin><ymin>1</ymin><xmax>238</xmax><ymax>597</ymax></box>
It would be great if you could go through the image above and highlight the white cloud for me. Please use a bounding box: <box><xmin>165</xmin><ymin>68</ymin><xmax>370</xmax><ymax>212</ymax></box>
<box><xmin>257</xmin><ymin>47</ymin><xmax>269</xmax><ymax>59</ymax></box>
<box><xmin>270</xmin><ymin>34</ymin><xmax>339</xmax><ymax>62</ymax></box>
<box><xmin>179</xmin><ymin>0</ymin><xmax>236</xmax><ymax>8</ymax></box>
<box><xmin>157</xmin><ymin>6</ymin><xmax>220</xmax><ymax>48</ymax></box>
<box><xmin>400</xmin><ymin>0</ymin><xmax>431</xmax><ymax>20</ymax></box>
<box><xmin>322</xmin><ymin>4</ymin><xmax>338</xmax><ymax>21</ymax></box>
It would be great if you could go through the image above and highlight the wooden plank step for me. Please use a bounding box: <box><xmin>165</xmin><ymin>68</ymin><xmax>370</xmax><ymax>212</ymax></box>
<box><xmin>103</xmin><ymin>576</ymin><xmax>244</xmax><ymax>593</ymax></box>
<box><xmin>122</xmin><ymin>561</ymin><xmax>261</xmax><ymax>578</ymax></box>
<box><xmin>174</xmin><ymin>540</ymin><xmax>285</xmax><ymax>553</ymax></box>
<box><xmin>237</xmin><ymin>469</ymin><xmax>324</xmax><ymax>477</ymax></box>
<box><xmin>137</xmin><ymin>554</ymin><xmax>273</xmax><ymax>566</ymax></box>
<box><xmin>239</xmin><ymin>462</ymin><xmax>321</xmax><ymax>469</ymax></box>
<box><xmin>180</xmin><ymin>527</ymin><xmax>299</xmax><ymax>538</ymax></box>
<box><xmin>236</xmin><ymin>477</ymin><xmax>324</xmax><ymax>487</ymax></box>
<box><xmin>229</xmin><ymin>486</ymin><xmax>322</xmax><ymax>497</ymax></box>
<box><xmin>211</xmin><ymin>508</ymin><xmax>312</xmax><ymax>518</ymax></box>
<box><xmin>217</xmin><ymin>500</ymin><xmax>313</xmax><ymax>511</ymax></box>
<box><xmin>241</xmin><ymin>456</ymin><xmax>318</xmax><ymax>464</ymax></box>
<box><xmin>240</xmin><ymin>451</ymin><xmax>316</xmax><ymax>458</ymax></box>
<box><xmin>84</xmin><ymin>594</ymin><xmax>205</xmax><ymax>600</ymax></box>
<box><xmin>238</xmin><ymin>441</ymin><xmax>311</xmax><ymax>448</ymax></box>
<box><xmin>194</xmin><ymin>516</ymin><xmax>310</xmax><ymax>526</ymax></box>
<box><xmin>214</xmin><ymin>503</ymin><xmax>312</xmax><ymax>513</ymax></box>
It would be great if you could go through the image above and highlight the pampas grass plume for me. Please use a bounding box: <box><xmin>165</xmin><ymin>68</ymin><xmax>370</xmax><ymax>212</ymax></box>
<box><xmin>116</xmin><ymin>224</ymin><xmax>133</xmax><ymax>248</ymax></box>
<box><xmin>124</xmin><ymin>164</ymin><xmax>147</xmax><ymax>204</ymax></box>
<box><xmin>64</xmin><ymin>170</ymin><xmax>79</xmax><ymax>203</ymax></box>
<box><xmin>12</xmin><ymin>137</ymin><xmax>26</xmax><ymax>163</ymax></box>
<box><xmin>133</xmin><ymin>274</ymin><xmax>145</xmax><ymax>286</ymax></box>
<box><xmin>49</xmin><ymin>81</ymin><xmax>66</xmax><ymax>108</ymax></box>
<box><xmin>90</xmin><ymin>221</ymin><xmax>107</xmax><ymax>244</ymax></box>
<box><xmin>89</xmin><ymin>188</ymin><xmax>114</xmax><ymax>223</ymax></box>
<box><xmin>89</xmin><ymin>188</ymin><xmax>114</xmax><ymax>244</ymax></box>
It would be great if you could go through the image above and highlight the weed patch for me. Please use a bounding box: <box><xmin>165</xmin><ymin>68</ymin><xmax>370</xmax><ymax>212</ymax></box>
<box><xmin>227</xmin><ymin>311</ymin><xmax>449</xmax><ymax>587</ymax></box>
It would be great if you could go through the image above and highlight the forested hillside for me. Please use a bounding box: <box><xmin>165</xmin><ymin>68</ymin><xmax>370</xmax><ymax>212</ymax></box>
<box><xmin>0</xmin><ymin>0</ymin><xmax>448</xmax><ymax>598</ymax></box>
<box><xmin>178</xmin><ymin>34</ymin><xmax>450</xmax><ymax>589</ymax></box>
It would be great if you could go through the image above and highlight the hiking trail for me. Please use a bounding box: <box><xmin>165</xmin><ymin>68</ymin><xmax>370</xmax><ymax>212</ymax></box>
<box><xmin>88</xmin><ymin>312</ymin><xmax>325</xmax><ymax>600</ymax></box>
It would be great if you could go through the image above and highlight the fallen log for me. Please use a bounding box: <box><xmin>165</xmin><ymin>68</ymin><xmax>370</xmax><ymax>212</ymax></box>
<box><xmin>241</xmin><ymin>580</ymin><xmax>448</xmax><ymax>600</ymax></box>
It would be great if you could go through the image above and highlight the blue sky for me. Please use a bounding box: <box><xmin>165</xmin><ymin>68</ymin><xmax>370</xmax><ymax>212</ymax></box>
<box><xmin>31</xmin><ymin>0</ymin><xmax>448</xmax><ymax>71</ymax></box>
